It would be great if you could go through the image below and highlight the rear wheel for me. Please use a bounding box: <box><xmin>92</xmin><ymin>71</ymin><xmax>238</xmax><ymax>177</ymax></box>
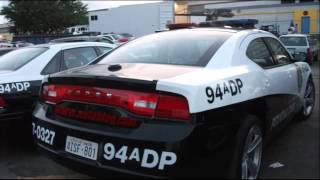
<box><xmin>228</xmin><ymin>116</ymin><xmax>263</xmax><ymax>179</ymax></box>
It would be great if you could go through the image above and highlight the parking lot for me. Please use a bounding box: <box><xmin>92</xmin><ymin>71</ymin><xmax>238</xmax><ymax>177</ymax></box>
<box><xmin>0</xmin><ymin>62</ymin><xmax>319</xmax><ymax>179</ymax></box>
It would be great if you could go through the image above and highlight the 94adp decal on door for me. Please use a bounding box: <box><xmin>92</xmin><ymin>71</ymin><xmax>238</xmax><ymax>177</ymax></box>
<box><xmin>32</xmin><ymin>28</ymin><xmax>315</xmax><ymax>179</ymax></box>
<box><xmin>0</xmin><ymin>82</ymin><xmax>31</xmax><ymax>94</ymax></box>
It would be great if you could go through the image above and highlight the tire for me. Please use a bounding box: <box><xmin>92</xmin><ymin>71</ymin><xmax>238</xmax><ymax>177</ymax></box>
<box><xmin>298</xmin><ymin>78</ymin><xmax>315</xmax><ymax>121</ymax></box>
<box><xmin>228</xmin><ymin>115</ymin><xmax>263</xmax><ymax>179</ymax></box>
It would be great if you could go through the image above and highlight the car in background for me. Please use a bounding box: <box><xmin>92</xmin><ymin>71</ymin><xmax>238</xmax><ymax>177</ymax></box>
<box><xmin>98</xmin><ymin>33</ymin><xmax>130</xmax><ymax>45</ymax></box>
<box><xmin>0</xmin><ymin>42</ymin><xmax>116</xmax><ymax>122</ymax></box>
<box><xmin>0</xmin><ymin>40</ymin><xmax>14</xmax><ymax>48</ymax></box>
<box><xmin>50</xmin><ymin>36</ymin><xmax>115</xmax><ymax>45</ymax></box>
<box><xmin>310</xmin><ymin>33</ymin><xmax>319</xmax><ymax>61</ymax></box>
<box><xmin>11</xmin><ymin>41</ymin><xmax>34</xmax><ymax>48</ymax></box>
<box><xmin>280</xmin><ymin>34</ymin><xmax>318</xmax><ymax>64</ymax></box>
<box><xmin>0</xmin><ymin>48</ymin><xmax>16</xmax><ymax>56</ymax></box>
<box><xmin>32</xmin><ymin>29</ymin><xmax>314</xmax><ymax>179</ymax></box>
<box><xmin>119</xmin><ymin>33</ymin><xmax>135</xmax><ymax>41</ymax></box>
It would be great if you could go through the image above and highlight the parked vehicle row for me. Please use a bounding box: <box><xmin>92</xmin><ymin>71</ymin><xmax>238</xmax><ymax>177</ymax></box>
<box><xmin>0</xmin><ymin>28</ymin><xmax>315</xmax><ymax>179</ymax></box>
<box><xmin>0</xmin><ymin>40</ymin><xmax>34</xmax><ymax>48</ymax></box>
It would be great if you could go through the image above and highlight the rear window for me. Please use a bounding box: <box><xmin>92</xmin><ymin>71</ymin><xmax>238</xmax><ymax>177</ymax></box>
<box><xmin>98</xmin><ymin>31</ymin><xmax>231</xmax><ymax>67</ymax></box>
<box><xmin>0</xmin><ymin>47</ymin><xmax>47</xmax><ymax>71</ymax></box>
<box><xmin>279</xmin><ymin>36</ymin><xmax>307</xmax><ymax>46</ymax></box>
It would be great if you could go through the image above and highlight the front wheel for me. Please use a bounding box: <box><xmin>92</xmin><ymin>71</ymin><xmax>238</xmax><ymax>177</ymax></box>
<box><xmin>228</xmin><ymin>116</ymin><xmax>263</xmax><ymax>179</ymax></box>
<box><xmin>298</xmin><ymin>78</ymin><xmax>315</xmax><ymax>120</ymax></box>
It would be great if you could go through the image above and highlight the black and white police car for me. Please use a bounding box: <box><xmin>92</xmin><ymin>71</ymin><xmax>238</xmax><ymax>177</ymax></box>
<box><xmin>32</xmin><ymin>28</ymin><xmax>315</xmax><ymax>179</ymax></box>
<box><xmin>0</xmin><ymin>42</ymin><xmax>116</xmax><ymax>122</ymax></box>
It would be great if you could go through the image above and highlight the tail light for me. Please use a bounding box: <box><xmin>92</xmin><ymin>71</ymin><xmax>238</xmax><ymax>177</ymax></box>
<box><xmin>42</xmin><ymin>84</ymin><xmax>190</xmax><ymax>121</ymax></box>
<box><xmin>117</xmin><ymin>38</ymin><xmax>129</xmax><ymax>43</ymax></box>
<box><xmin>0</xmin><ymin>97</ymin><xmax>6</xmax><ymax>108</ymax></box>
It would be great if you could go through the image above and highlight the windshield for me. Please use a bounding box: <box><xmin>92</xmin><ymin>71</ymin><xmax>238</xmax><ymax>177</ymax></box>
<box><xmin>280</xmin><ymin>37</ymin><xmax>307</xmax><ymax>46</ymax></box>
<box><xmin>0</xmin><ymin>47</ymin><xmax>48</xmax><ymax>71</ymax></box>
<box><xmin>98</xmin><ymin>30</ymin><xmax>231</xmax><ymax>67</ymax></box>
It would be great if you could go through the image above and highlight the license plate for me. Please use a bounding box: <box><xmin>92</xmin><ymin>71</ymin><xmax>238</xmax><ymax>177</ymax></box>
<box><xmin>287</xmin><ymin>48</ymin><xmax>295</xmax><ymax>54</ymax></box>
<box><xmin>65</xmin><ymin>136</ymin><xmax>98</xmax><ymax>160</ymax></box>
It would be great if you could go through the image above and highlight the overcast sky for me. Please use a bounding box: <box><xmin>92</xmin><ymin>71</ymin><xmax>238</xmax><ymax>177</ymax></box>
<box><xmin>0</xmin><ymin>0</ymin><xmax>161</xmax><ymax>24</ymax></box>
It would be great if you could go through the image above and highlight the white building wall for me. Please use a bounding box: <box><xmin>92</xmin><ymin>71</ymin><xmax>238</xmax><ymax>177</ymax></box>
<box><xmin>89</xmin><ymin>2</ymin><xmax>174</xmax><ymax>37</ymax></box>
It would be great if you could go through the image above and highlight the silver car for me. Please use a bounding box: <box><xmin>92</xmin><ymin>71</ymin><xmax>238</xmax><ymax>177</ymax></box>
<box><xmin>280</xmin><ymin>34</ymin><xmax>318</xmax><ymax>64</ymax></box>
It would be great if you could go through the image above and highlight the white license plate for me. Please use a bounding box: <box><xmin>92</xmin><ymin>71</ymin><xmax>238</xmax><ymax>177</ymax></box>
<box><xmin>65</xmin><ymin>136</ymin><xmax>98</xmax><ymax>160</ymax></box>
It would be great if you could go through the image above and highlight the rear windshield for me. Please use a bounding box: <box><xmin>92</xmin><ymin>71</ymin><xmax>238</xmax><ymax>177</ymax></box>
<box><xmin>98</xmin><ymin>30</ymin><xmax>231</xmax><ymax>67</ymax></box>
<box><xmin>0</xmin><ymin>47</ymin><xmax>47</xmax><ymax>71</ymax></box>
<box><xmin>280</xmin><ymin>37</ymin><xmax>307</xmax><ymax>46</ymax></box>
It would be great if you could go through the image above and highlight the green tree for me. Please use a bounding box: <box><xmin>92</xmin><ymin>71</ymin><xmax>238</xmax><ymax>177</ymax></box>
<box><xmin>1</xmin><ymin>0</ymin><xmax>88</xmax><ymax>34</ymax></box>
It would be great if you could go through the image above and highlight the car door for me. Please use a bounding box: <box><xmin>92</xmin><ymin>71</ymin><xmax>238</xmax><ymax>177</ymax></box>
<box><xmin>41</xmin><ymin>51</ymin><xmax>62</xmax><ymax>75</ymax></box>
<box><xmin>245</xmin><ymin>36</ymin><xmax>299</xmax><ymax>133</ymax></box>
<box><xmin>262</xmin><ymin>37</ymin><xmax>299</xmax><ymax>129</ymax></box>
<box><xmin>60</xmin><ymin>47</ymin><xmax>99</xmax><ymax>71</ymax></box>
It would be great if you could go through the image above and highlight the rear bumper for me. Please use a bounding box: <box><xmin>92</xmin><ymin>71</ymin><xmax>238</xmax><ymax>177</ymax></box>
<box><xmin>32</xmin><ymin>102</ymin><xmax>234</xmax><ymax>178</ymax></box>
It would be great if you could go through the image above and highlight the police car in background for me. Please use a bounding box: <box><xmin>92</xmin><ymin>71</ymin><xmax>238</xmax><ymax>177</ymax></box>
<box><xmin>32</xmin><ymin>28</ymin><xmax>315</xmax><ymax>179</ymax></box>
<box><xmin>0</xmin><ymin>42</ymin><xmax>116</xmax><ymax>122</ymax></box>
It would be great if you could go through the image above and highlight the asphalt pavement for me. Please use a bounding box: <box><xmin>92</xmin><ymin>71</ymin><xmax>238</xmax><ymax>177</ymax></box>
<box><xmin>0</xmin><ymin>61</ymin><xmax>319</xmax><ymax>179</ymax></box>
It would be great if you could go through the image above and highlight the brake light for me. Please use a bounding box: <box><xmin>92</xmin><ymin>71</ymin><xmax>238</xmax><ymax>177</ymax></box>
<box><xmin>42</xmin><ymin>85</ymin><xmax>190</xmax><ymax>121</ymax></box>
<box><xmin>156</xmin><ymin>95</ymin><xmax>190</xmax><ymax>121</ymax></box>
<box><xmin>0</xmin><ymin>97</ymin><xmax>6</xmax><ymax>108</ymax></box>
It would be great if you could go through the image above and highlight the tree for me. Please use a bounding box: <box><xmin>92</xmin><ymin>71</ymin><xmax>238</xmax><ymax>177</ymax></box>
<box><xmin>1</xmin><ymin>0</ymin><xmax>88</xmax><ymax>34</ymax></box>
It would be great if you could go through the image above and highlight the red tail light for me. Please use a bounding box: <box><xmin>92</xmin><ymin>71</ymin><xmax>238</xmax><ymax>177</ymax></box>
<box><xmin>42</xmin><ymin>84</ymin><xmax>190</xmax><ymax>121</ymax></box>
<box><xmin>0</xmin><ymin>97</ymin><xmax>6</xmax><ymax>108</ymax></box>
<box><xmin>117</xmin><ymin>38</ymin><xmax>129</xmax><ymax>43</ymax></box>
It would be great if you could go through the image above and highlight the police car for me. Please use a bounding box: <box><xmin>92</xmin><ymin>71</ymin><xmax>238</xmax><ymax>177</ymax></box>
<box><xmin>32</xmin><ymin>28</ymin><xmax>315</xmax><ymax>179</ymax></box>
<box><xmin>0</xmin><ymin>42</ymin><xmax>116</xmax><ymax>121</ymax></box>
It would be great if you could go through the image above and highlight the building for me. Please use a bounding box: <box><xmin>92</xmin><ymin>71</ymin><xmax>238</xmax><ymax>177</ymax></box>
<box><xmin>174</xmin><ymin>0</ymin><xmax>320</xmax><ymax>35</ymax></box>
<box><xmin>0</xmin><ymin>23</ymin><xmax>14</xmax><ymax>40</ymax></box>
<box><xmin>88</xmin><ymin>2</ymin><xmax>174</xmax><ymax>37</ymax></box>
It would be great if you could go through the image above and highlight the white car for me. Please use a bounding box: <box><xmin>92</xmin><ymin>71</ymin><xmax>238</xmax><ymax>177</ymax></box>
<box><xmin>0</xmin><ymin>40</ymin><xmax>14</xmax><ymax>48</ymax></box>
<box><xmin>98</xmin><ymin>33</ymin><xmax>130</xmax><ymax>45</ymax></box>
<box><xmin>280</xmin><ymin>34</ymin><xmax>319</xmax><ymax>64</ymax></box>
<box><xmin>0</xmin><ymin>42</ymin><xmax>116</xmax><ymax>122</ymax></box>
<box><xmin>32</xmin><ymin>28</ymin><xmax>314</xmax><ymax>179</ymax></box>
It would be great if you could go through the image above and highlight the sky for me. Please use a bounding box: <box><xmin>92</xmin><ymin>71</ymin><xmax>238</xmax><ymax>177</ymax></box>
<box><xmin>0</xmin><ymin>0</ymin><xmax>161</xmax><ymax>24</ymax></box>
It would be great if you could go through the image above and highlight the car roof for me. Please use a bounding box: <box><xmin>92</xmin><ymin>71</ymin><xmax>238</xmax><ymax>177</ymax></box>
<box><xmin>32</xmin><ymin>42</ymin><xmax>114</xmax><ymax>49</ymax></box>
<box><xmin>166</xmin><ymin>28</ymin><xmax>274</xmax><ymax>37</ymax></box>
<box><xmin>280</xmin><ymin>34</ymin><xmax>309</xmax><ymax>37</ymax></box>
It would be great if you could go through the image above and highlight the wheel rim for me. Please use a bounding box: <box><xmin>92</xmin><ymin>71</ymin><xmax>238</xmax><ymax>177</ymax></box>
<box><xmin>303</xmin><ymin>81</ymin><xmax>315</xmax><ymax>116</ymax></box>
<box><xmin>241</xmin><ymin>125</ymin><xmax>263</xmax><ymax>179</ymax></box>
